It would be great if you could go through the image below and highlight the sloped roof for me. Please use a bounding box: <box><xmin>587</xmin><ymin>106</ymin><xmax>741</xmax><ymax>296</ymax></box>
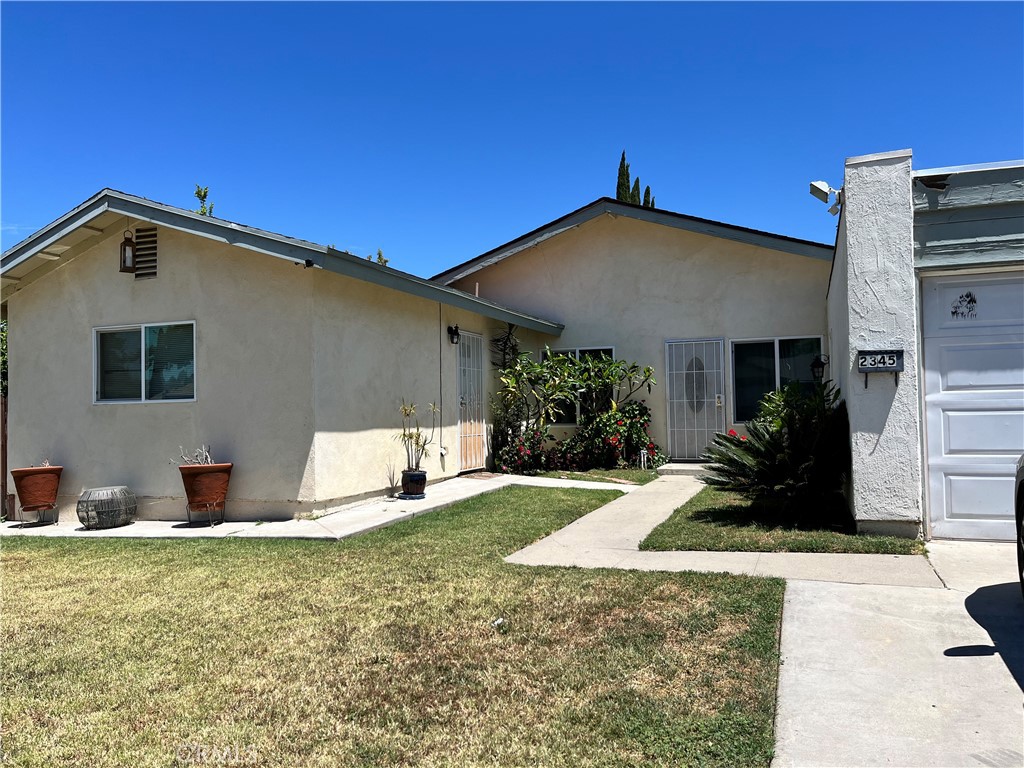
<box><xmin>0</xmin><ymin>189</ymin><xmax>564</xmax><ymax>335</ymax></box>
<box><xmin>431</xmin><ymin>197</ymin><xmax>834</xmax><ymax>285</ymax></box>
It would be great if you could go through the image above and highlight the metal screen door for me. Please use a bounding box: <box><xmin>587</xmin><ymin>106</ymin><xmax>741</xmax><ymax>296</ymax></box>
<box><xmin>666</xmin><ymin>339</ymin><xmax>725</xmax><ymax>459</ymax></box>
<box><xmin>458</xmin><ymin>332</ymin><xmax>486</xmax><ymax>471</ymax></box>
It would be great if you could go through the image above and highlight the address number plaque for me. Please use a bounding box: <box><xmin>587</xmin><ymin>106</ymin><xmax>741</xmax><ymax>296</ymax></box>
<box><xmin>857</xmin><ymin>349</ymin><xmax>904</xmax><ymax>388</ymax></box>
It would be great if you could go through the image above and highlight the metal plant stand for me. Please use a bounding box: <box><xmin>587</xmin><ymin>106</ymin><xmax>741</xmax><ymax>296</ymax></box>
<box><xmin>77</xmin><ymin>486</ymin><xmax>138</xmax><ymax>530</ymax></box>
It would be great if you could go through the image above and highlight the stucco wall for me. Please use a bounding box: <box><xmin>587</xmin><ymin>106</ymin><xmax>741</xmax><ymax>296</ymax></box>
<box><xmin>6</xmin><ymin>226</ymin><xmax>316</xmax><ymax>520</ymax></box>
<box><xmin>6</xmin><ymin>226</ymin><xmax>514</xmax><ymax>521</ymax></box>
<box><xmin>451</xmin><ymin>215</ymin><xmax>831</xmax><ymax>449</ymax></box>
<box><xmin>826</xmin><ymin>214</ymin><xmax>850</xmax><ymax>398</ymax></box>
<box><xmin>838</xmin><ymin>150</ymin><xmax>922</xmax><ymax>537</ymax></box>
<box><xmin>310</xmin><ymin>276</ymin><xmax>516</xmax><ymax>508</ymax></box>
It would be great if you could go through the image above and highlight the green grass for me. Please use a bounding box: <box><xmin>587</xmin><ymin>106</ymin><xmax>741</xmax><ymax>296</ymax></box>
<box><xmin>1</xmin><ymin>486</ymin><xmax>784</xmax><ymax>768</ymax></box>
<box><xmin>538</xmin><ymin>468</ymin><xmax>660</xmax><ymax>485</ymax></box>
<box><xmin>641</xmin><ymin>487</ymin><xmax>926</xmax><ymax>555</ymax></box>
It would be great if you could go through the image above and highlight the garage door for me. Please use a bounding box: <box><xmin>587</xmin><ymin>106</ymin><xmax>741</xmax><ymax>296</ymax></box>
<box><xmin>922</xmin><ymin>272</ymin><xmax>1024</xmax><ymax>540</ymax></box>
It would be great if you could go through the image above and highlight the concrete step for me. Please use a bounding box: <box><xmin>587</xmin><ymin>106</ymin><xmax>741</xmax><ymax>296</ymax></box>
<box><xmin>657</xmin><ymin>462</ymin><xmax>711</xmax><ymax>477</ymax></box>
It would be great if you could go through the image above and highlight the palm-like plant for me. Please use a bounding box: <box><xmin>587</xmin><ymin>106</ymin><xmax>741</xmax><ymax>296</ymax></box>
<box><xmin>702</xmin><ymin>383</ymin><xmax>849</xmax><ymax>520</ymax></box>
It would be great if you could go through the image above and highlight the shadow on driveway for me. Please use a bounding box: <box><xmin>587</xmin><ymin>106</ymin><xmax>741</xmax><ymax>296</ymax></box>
<box><xmin>945</xmin><ymin>582</ymin><xmax>1024</xmax><ymax>693</ymax></box>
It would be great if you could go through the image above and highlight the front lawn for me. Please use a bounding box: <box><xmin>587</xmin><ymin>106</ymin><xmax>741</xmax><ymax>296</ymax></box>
<box><xmin>641</xmin><ymin>487</ymin><xmax>926</xmax><ymax>555</ymax></box>
<box><xmin>2</xmin><ymin>486</ymin><xmax>784</xmax><ymax>768</ymax></box>
<box><xmin>538</xmin><ymin>468</ymin><xmax>660</xmax><ymax>485</ymax></box>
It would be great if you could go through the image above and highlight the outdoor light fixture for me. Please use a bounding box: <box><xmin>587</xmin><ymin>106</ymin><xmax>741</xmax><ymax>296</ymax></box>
<box><xmin>809</xmin><ymin>180</ymin><xmax>832</xmax><ymax>203</ymax></box>
<box><xmin>447</xmin><ymin>325</ymin><xmax>461</xmax><ymax>345</ymax></box>
<box><xmin>119</xmin><ymin>229</ymin><xmax>136</xmax><ymax>273</ymax></box>
<box><xmin>810</xmin><ymin>354</ymin><xmax>830</xmax><ymax>383</ymax></box>
<box><xmin>809</xmin><ymin>181</ymin><xmax>843</xmax><ymax>216</ymax></box>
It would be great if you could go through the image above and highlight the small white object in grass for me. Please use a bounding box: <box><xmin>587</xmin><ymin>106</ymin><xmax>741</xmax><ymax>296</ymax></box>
<box><xmin>491</xmin><ymin>617</ymin><xmax>507</xmax><ymax>633</ymax></box>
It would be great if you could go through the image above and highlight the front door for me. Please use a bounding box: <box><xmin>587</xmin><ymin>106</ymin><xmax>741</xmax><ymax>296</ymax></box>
<box><xmin>458</xmin><ymin>331</ymin><xmax>486</xmax><ymax>471</ymax></box>
<box><xmin>666</xmin><ymin>339</ymin><xmax>725</xmax><ymax>459</ymax></box>
<box><xmin>922</xmin><ymin>273</ymin><xmax>1024</xmax><ymax>540</ymax></box>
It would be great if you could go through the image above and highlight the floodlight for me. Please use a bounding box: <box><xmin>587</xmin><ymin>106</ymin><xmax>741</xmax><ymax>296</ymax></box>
<box><xmin>809</xmin><ymin>181</ymin><xmax>832</xmax><ymax>203</ymax></box>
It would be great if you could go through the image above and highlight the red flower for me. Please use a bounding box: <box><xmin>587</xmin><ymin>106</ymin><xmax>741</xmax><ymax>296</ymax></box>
<box><xmin>526</xmin><ymin>449</ymin><xmax>531</xmax><ymax>455</ymax></box>
<box><xmin>610</xmin><ymin>436</ymin><xmax>619</xmax><ymax>444</ymax></box>
<box><xmin>727</xmin><ymin>429</ymin><xmax>738</xmax><ymax>437</ymax></box>
<box><xmin>616</xmin><ymin>420</ymin><xmax>624</xmax><ymax>426</ymax></box>
<box><xmin>647</xmin><ymin>442</ymin><xmax>655</xmax><ymax>449</ymax></box>
<box><xmin>740</xmin><ymin>436</ymin><xmax>748</xmax><ymax>441</ymax></box>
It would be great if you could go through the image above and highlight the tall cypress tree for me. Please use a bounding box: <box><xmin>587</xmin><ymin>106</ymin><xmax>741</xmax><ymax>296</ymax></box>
<box><xmin>616</xmin><ymin>151</ymin><xmax>631</xmax><ymax>201</ymax></box>
<box><xmin>615</xmin><ymin>151</ymin><xmax>657</xmax><ymax>208</ymax></box>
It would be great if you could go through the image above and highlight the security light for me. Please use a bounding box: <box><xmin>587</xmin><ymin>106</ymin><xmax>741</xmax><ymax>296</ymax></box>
<box><xmin>809</xmin><ymin>181</ymin><xmax>833</xmax><ymax>203</ymax></box>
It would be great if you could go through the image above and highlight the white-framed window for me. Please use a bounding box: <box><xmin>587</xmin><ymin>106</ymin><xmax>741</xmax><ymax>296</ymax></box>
<box><xmin>542</xmin><ymin>346</ymin><xmax>614</xmax><ymax>425</ymax></box>
<box><xmin>731</xmin><ymin>336</ymin><xmax>822</xmax><ymax>422</ymax></box>
<box><xmin>94</xmin><ymin>321</ymin><xmax>196</xmax><ymax>403</ymax></box>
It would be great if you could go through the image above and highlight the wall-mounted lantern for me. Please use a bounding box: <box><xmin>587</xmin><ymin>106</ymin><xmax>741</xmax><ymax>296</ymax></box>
<box><xmin>810</xmin><ymin>354</ymin><xmax>830</xmax><ymax>383</ymax></box>
<box><xmin>447</xmin><ymin>325</ymin><xmax>461</xmax><ymax>345</ymax></box>
<box><xmin>119</xmin><ymin>230</ymin><xmax>136</xmax><ymax>273</ymax></box>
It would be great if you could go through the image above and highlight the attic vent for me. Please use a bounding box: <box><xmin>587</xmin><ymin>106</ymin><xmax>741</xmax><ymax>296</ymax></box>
<box><xmin>134</xmin><ymin>227</ymin><xmax>158</xmax><ymax>279</ymax></box>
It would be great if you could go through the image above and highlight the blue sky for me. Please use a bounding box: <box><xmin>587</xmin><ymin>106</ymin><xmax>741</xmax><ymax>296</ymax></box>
<box><xmin>3</xmin><ymin>2</ymin><xmax>1022</xmax><ymax>277</ymax></box>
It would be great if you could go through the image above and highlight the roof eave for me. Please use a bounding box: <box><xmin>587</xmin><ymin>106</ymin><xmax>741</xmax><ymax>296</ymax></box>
<box><xmin>1</xmin><ymin>190</ymin><xmax>564</xmax><ymax>335</ymax></box>
<box><xmin>432</xmin><ymin>198</ymin><xmax>834</xmax><ymax>285</ymax></box>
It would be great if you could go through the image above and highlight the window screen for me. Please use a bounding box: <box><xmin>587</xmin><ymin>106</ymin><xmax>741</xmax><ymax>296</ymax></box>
<box><xmin>145</xmin><ymin>324</ymin><xmax>195</xmax><ymax>400</ymax></box>
<box><xmin>98</xmin><ymin>330</ymin><xmax>142</xmax><ymax>401</ymax></box>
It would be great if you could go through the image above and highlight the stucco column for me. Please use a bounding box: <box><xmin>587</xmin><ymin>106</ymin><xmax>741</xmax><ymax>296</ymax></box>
<box><xmin>840</xmin><ymin>149</ymin><xmax>922</xmax><ymax>537</ymax></box>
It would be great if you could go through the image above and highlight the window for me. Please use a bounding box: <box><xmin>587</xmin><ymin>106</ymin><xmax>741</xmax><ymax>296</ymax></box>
<box><xmin>95</xmin><ymin>322</ymin><xmax>195</xmax><ymax>402</ymax></box>
<box><xmin>542</xmin><ymin>347</ymin><xmax>614</xmax><ymax>425</ymax></box>
<box><xmin>732</xmin><ymin>337</ymin><xmax>821</xmax><ymax>422</ymax></box>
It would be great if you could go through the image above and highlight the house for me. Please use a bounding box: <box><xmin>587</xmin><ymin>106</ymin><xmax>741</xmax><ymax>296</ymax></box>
<box><xmin>4</xmin><ymin>150</ymin><xmax>1021</xmax><ymax>541</ymax></box>
<box><xmin>0</xmin><ymin>190</ymin><xmax>563</xmax><ymax>521</ymax></box>
<box><xmin>433</xmin><ymin>199</ymin><xmax>834</xmax><ymax>458</ymax></box>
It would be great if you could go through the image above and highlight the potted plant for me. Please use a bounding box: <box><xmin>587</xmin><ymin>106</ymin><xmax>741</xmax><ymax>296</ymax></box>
<box><xmin>395</xmin><ymin>400</ymin><xmax>439</xmax><ymax>499</ymax></box>
<box><xmin>173</xmin><ymin>446</ymin><xmax>232</xmax><ymax>526</ymax></box>
<box><xmin>10</xmin><ymin>460</ymin><xmax>62</xmax><ymax>524</ymax></box>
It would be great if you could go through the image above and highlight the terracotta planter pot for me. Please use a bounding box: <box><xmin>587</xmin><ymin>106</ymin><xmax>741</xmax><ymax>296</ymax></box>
<box><xmin>399</xmin><ymin>469</ymin><xmax>427</xmax><ymax>499</ymax></box>
<box><xmin>11</xmin><ymin>466</ymin><xmax>63</xmax><ymax>514</ymax></box>
<box><xmin>178</xmin><ymin>463</ymin><xmax>233</xmax><ymax>525</ymax></box>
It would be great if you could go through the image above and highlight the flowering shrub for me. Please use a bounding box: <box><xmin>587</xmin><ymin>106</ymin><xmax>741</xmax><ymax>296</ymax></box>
<box><xmin>497</xmin><ymin>427</ymin><xmax>553</xmax><ymax>475</ymax></box>
<box><xmin>555</xmin><ymin>400</ymin><xmax>666</xmax><ymax>470</ymax></box>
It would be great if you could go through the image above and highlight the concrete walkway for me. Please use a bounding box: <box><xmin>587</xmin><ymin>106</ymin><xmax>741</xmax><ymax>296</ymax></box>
<box><xmin>774</xmin><ymin>542</ymin><xmax>1024</xmax><ymax>768</ymax></box>
<box><xmin>0</xmin><ymin>473</ymin><xmax>637</xmax><ymax>541</ymax></box>
<box><xmin>506</xmin><ymin>475</ymin><xmax>942</xmax><ymax>587</ymax></box>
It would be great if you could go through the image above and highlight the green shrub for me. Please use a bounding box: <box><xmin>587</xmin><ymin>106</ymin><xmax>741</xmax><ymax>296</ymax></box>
<box><xmin>701</xmin><ymin>383</ymin><xmax>850</xmax><ymax>522</ymax></box>
<box><xmin>556</xmin><ymin>400</ymin><xmax>667</xmax><ymax>471</ymax></box>
<box><xmin>497</xmin><ymin>427</ymin><xmax>553</xmax><ymax>475</ymax></box>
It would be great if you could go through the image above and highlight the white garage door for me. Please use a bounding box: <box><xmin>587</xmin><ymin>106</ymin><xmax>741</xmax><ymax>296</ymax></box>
<box><xmin>922</xmin><ymin>272</ymin><xmax>1024</xmax><ymax>540</ymax></box>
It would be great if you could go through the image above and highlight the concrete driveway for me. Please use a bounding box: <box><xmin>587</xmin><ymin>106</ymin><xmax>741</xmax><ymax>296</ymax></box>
<box><xmin>773</xmin><ymin>540</ymin><xmax>1024</xmax><ymax>768</ymax></box>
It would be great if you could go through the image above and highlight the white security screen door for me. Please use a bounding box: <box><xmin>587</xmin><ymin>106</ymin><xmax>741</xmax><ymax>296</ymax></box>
<box><xmin>922</xmin><ymin>273</ymin><xmax>1024</xmax><ymax>540</ymax></box>
<box><xmin>458</xmin><ymin>332</ymin><xmax>486</xmax><ymax>472</ymax></box>
<box><xmin>666</xmin><ymin>339</ymin><xmax>725</xmax><ymax>459</ymax></box>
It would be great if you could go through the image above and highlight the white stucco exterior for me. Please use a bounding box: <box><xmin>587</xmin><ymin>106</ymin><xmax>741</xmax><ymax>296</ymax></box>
<box><xmin>448</xmin><ymin>213</ymin><xmax>832</xmax><ymax>452</ymax></box>
<box><xmin>3</xmin><ymin>221</ymin><xmax>547</xmax><ymax>521</ymax></box>
<box><xmin>829</xmin><ymin>150</ymin><xmax>923</xmax><ymax>537</ymax></box>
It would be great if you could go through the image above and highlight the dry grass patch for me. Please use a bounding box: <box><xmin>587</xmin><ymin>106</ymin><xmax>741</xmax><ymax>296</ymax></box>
<box><xmin>3</xmin><ymin>486</ymin><xmax>784</xmax><ymax>767</ymax></box>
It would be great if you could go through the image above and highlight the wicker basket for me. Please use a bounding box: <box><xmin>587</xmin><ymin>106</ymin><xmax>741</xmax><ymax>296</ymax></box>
<box><xmin>77</xmin><ymin>486</ymin><xmax>138</xmax><ymax>530</ymax></box>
